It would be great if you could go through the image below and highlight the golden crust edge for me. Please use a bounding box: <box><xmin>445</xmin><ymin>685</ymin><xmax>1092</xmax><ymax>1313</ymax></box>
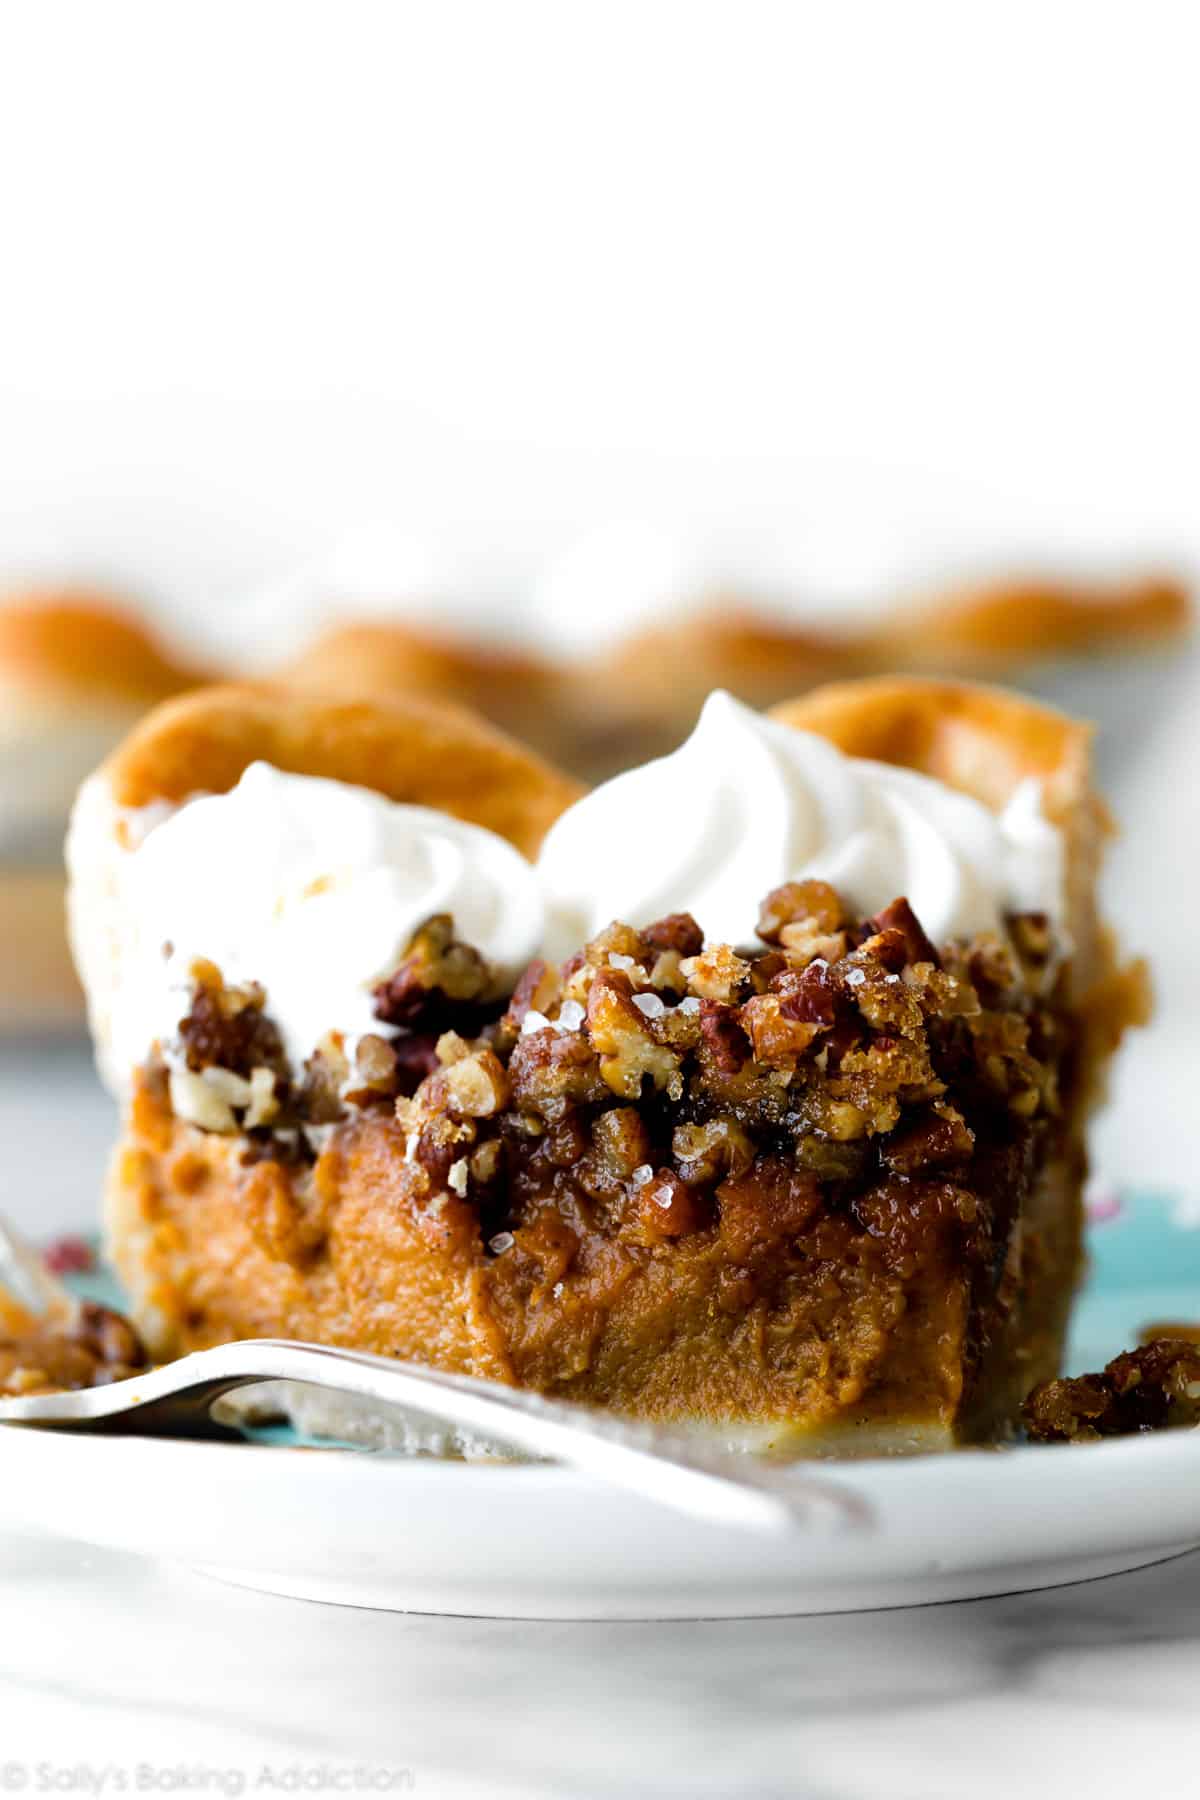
<box><xmin>97</xmin><ymin>680</ymin><xmax>585</xmax><ymax>860</ymax></box>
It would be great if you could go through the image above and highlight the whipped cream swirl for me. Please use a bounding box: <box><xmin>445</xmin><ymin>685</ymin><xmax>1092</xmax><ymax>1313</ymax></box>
<box><xmin>70</xmin><ymin>694</ymin><xmax>1066</xmax><ymax>1089</ymax></box>
<box><xmin>536</xmin><ymin>691</ymin><xmax>1064</xmax><ymax>961</ymax></box>
<box><xmin>71</xmin><ymin>761</ymin><xmax>545</xmax><ymax>1085</ymax></box>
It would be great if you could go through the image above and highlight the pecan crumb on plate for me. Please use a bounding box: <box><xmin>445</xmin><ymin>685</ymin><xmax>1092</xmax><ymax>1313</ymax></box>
<box><xmin>1024</xmin><ymin>1339</ymin><xmax>1200</xmax><ymax>1442</ymax></box>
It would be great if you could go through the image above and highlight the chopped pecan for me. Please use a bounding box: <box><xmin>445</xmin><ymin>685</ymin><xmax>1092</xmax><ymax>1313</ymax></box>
<box><xmin>642</xmin><ymin>912</ymin><xmax>704</xmax><ymax>958</ymax></box>
<box><xmin>168</xmin><ymin>1067</ymin><xmax>242</xmax><ymax>1134</ymax></box>
<box><xmin>543</xmin><ymin>1112</ymin><xmax>590</xmax><ymax>1169</ymax></box>
<box><xmin>843</xmin><ymin>966</ymin><xmax>925</xmax><ymax>1037</ymax></box>
<box><xmin>178</xmin><ymin>964</ymin><xmax>285</xmax><ymax>1079</ymax></box>
<box><xmin>508</xmin><ymin>1026</ymin><xmax>609</xmax><ymax>1117</ymax></box>
<box><xmin>771</xmin><ymin>959</ymin><xmax>839</xmax><ymax>1026</ymax></box>
<box><xmin>672</xmin><ymin>1116</ymin><xmax>755</xmax><ymax>1184</ymax></box>
<box><xmin>779</xmin><ymin>923</ymin><xmax>847</xmax><ymax>965</ymax></box>
<box><xmin>858</xmin><ymin>898</ymin><xmax>940</xmax><ymax>970</ymax></box>
<box><xmin>883</xmin><ymin>1102</ymin><xmax>975</xmax><ymax>1175</ymax></box>
<box><xmin>499</xmin><ymin>959</ymin><xmax>562</xmax><ymax>1041</ymax></box>
<box><xmin>967</xmin><ymin>934</ymin><xmax>1022</xmax><ymax>1003</ymax></box>
<box><xmin>591</xmin><ymin>1107</ymin><xmax>654</xmax><ymax>1181</ymax></box>
<box><xmin>71</xmin><ymin>1301</ymin><xmax>146</xmax><ymax>1372</ymax></box>
<box><xmin>756</xmin><ymin>879</ymin><xmax>846</xmax><ymax>944</ymax></box>
<box><xmin>0</xmin><ymin>1299</ymin><xmax>146</xmax><ymax>1397</ymax></box>
<box><xmin>681</xmin><ymin>943</ymin><xmax>752</xmax><ymax>1004</ymax></box>
<box><xmin>1024</xmin><ymin>1339</ymin><xmax>1200</xmax><ymax>1442</ymax></box>
<box><xmin>373</xmin><ymin>914</ymin><xmax>492</xmax><ymax>1027</ymax></box>
<box><xmin>586</xmin><ymin>971</ymin><xmax>683</xmax><ymax>1099</ymax></box>
<box><xmin>585</xmin><ymin>920</ymin><xmax>648</xmax><ymax>971</ymax></box>
<box><xmin>297</xmin><ymin>1036</ymin><xmax>351</xmax><ymax>1123</ymax></box>
<box><xmin>342</xmin><ymin>1033</ymin><xmax>401</xmax><ymax>1108</ymax></box>
<box><xmin>413</xmin><ymin>1114</ymin><xmax>474</xmax><ymax>1190</ymax></box>
<box><xmin>698</xmin><ymin>999</ymin><xmax>752</xmax><ymax>1074</ymax></box>
<box><xmin>443</xmin><ymin>1047</ymin><xmax>510</xmax><ymax>1119</ymax></box>
<box><xmin>469</xmin><ymin>1137</ymin><xmax>504</xmax><ymax>1186</ymax></box>
<box><xmin>646</xmin><ymin>949</ymin><xmax>688</xmax><ymax>996</ymax></box>
<box><xmin>739</xmin><ymin>993</ymin><xmax>825</xmax><ymax>1065</ymax></box>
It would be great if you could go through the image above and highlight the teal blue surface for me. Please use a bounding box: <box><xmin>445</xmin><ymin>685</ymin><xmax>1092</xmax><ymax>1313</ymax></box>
<box><xmin>1067</xmin><ymin>1191</ymin><xmax>1200</xmax><ymax>1373</ymax></box>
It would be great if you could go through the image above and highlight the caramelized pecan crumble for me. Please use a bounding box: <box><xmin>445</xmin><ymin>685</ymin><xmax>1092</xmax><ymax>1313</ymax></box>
<box><xmin>1023</xmin><ymin>1339</ymin><xmax>1200</xmax><ymax>1442</ymax></box>
<box><xmin>161</xmin><ymin>880</ymin><xmax>1074</xmax><ymax>1319</ymax></box>
<box><xmin>0</xmin><ymin>1298</ymin><xmax>146</xmax><ymax>1398</ymax></box>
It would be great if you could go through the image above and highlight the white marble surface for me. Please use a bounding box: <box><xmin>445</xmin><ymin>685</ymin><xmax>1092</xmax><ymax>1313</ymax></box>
<box><xmin>2</xmin><ymin>1530</ymin><xmax>1200</xmax><ymax>1798</ymax></box>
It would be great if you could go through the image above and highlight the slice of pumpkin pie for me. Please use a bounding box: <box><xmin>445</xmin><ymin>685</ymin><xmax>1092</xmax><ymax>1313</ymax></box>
<box><xmin>67</xmin><ymin>677</ymin><xmax>1144</xmax><ymax>1453</ymax></box>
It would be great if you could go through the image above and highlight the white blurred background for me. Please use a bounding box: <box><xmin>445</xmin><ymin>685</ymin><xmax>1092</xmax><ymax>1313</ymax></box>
<box><xmin>0</xmin><ymin>1</ymin><xmax>1196</xmax><ymax>639</ymax></box>
<box><xmin>1</xmin><ymin>0</ymin><xmax>1198</xmax><ymax>1224</ymax></box>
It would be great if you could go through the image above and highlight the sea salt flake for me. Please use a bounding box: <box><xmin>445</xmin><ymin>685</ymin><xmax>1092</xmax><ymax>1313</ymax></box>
<box><xmin>651</xmin><ymin>1184</ymin><xmax>674</xmax><ymax>1210</ymax></box>
<box><xmin>631</xmin><ymin>1164</ymin><xmax>654</xmax><ymax>1188</ymax></box>
<box><xmin>447</xmin><ymin>1157</ymin><xmax>470</xmax><ymax>1196</ymax></box>
<box><xmin>633</xmin><ymin>992</ymin><xmax>665</xmax><ymax>1019</ymax></box>
<box><xmin>608</xmin><ymin>952</ymin><xmax>636</xmax><ymax>971</ymax></box>
<box><xmin>521</xmin><ymin>1009</ymin><xmax>551</xmax><ymax>1036</ymax></box>
<box><xmin>557</xmin><ymin>999</ymin><xmax>585</xmax><ymax>1032</ymax></box>
<box><xmin>846</xmin><ymin>967</ymin><xmax>866</xmax><ymax>987</ymax></box>
<box><xmin>678</xmin><ymin>996</ymin><xmax>701</xmax><ymax>1015</ymax></box>
<box><xmin>488</xmin><ymin>1230</ymin><xmax>515</xmax><ymax>1255</ymax></box>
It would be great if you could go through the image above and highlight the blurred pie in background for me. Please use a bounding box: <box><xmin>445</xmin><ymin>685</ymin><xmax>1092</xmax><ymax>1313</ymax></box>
<box><xmin>0</xmin><ymin>591</ymin><xmax>207</xmax><ymax>1031</ymax></box>
<box><xmin>0</xmin><ymin>563</ymin><xmax>1190</xmax><ymax>1030</ymax></box>
<box><xmin>284</xmin><ymin>571</ymin><xmax>1190</xmax><ymax>781</ymax></box>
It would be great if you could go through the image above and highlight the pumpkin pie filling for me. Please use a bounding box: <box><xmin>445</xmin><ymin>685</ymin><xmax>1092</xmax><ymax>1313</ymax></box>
<box><xmin>71</xmin><ymin>678</ymin><xmax>1144</xmax><ymax>1452</ymax></box>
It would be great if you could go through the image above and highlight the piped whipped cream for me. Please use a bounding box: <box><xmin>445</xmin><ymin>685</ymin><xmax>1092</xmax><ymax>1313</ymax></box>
<box><xmin>536</xmin><ymin>691</ymin><xmax>1065</xmax><ymax>962</ymax></box>
<box><xmin>70</xmin><ymin>693</ymin><xmax>1066</xmax><ymax>1090</ymax></box>
<box><xmin>70</xmin><ymin>761</ymin><xmax>545</xmax><ymax>1086</ymax></box>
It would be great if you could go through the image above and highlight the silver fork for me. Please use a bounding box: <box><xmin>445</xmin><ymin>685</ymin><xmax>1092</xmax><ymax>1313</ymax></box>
<box><xmin>0</xmin><ymin>1216</ymin><xmax>870</xmax><ymax>1537</ymax></box>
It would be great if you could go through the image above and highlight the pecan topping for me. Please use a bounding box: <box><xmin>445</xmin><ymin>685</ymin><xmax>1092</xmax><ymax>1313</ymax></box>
<box><xmin>672</xmin><ymin>1116</ymin><xmax>754</xmax><ymax>1185</ymax></box>
<box><xmin>586</xmin><ymin>971</ymin><xmax>683</xmax><ymax>1099</ymax></box>
<box><xmin>0</xmin><ymin>1299</ymin><xmax>147</xmax><ymax>1398</ymax></box>
<box><xmin>499</xmin><ymin>959</ymin><xmax>562</xmax><ymax>1041</ymax></box>
<box><xmin>178</xmin><ymin>963</ymin><xmax>285</xmax><ymax>1079</ymax></box>
<box><xmin>756</xmin><ymin>878</ymin><xmax>845</xmax><ymax>943</ymax></box>
<box><xmin>883</xmin><ymin>1102</ymin><xmax>975</xmax><ymax>1175</ymax></box>
<box><xmin>642</xmin><ymin>912</ymin><xmax>704</xmax><ymax>958</ymax></box>
<box><xmin>342</xmin><ymin>1033</ymin><xmax>401</xmax><ymax>1108</ymax></box>
<box><xmin>590</xmin><ymin>1107</ymin><xmax>654</xmax><ymax>1182</ymax></box>
<box><xmin>858</xmin><ymin>898</ymin><xmax>940</xmax><ymax>970</ymax></box>
<box><xmin>681</xmin><ymin>943</ymin><xmax>752</xmax><ymax>1004</ymax></box>
<box><xmin>1024</xmin><ymin>1340</ymin><xmax>1200</xmax><ymax>1442</ymax></box>
<box><xmin>152</xmin><ymin>882</ymin><xmax>1077</xmax><ymax>1339</ymax></box>
<box><xmin>443</xmin><ymin>1047</ymin><xmax>510</xmax><ymax>1120</ymax></box>
<box><xmin>698</xmin><ymin>999</ymin><xmax>752</xmax><ymax>1074</ymax></box>
<box><xmin>739</xmin><ymin>993</ymin><xmax>825</xmax><ymax>1065</ymax></box>
<box><xmin>508</xmin><ymin>1027</ymin><xmax>609</xmax><ymax>1117</ymax></box>
<box><xmin>373</xmin><ymin>914</ymin><xmax>492</xmax><ymax>1027</ymax></box>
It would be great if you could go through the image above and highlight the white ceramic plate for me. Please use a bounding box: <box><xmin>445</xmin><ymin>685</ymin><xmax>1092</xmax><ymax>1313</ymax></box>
<box><xmin>2</xmin><ymin>1190</ymin><xmax>1198</xmax><ymax>1619</ymax></box>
